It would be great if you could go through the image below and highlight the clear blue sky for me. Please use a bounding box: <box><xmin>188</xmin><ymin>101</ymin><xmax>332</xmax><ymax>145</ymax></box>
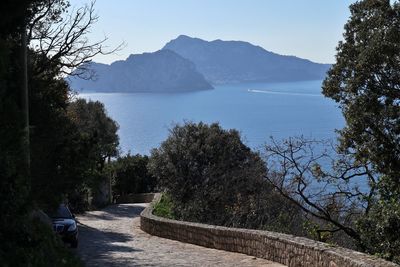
<box><xmin>69</xmin><ymin>0</ymin><xmax>357</xmax><ymax>64</ymax></box>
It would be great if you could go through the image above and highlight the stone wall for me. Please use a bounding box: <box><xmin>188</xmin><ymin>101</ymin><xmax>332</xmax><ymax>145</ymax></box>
<box><xmin>116</xmin><ymin>193</ymin><xmax>155</xmax><ymax>204</ymax></box>
<box><xmin>140</xmin><ymin>194</ymin><xmax>398</xmax><ymax>267</ymax></box>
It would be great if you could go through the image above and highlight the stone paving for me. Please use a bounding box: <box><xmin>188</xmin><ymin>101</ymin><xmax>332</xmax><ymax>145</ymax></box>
<box><xmin>76</xmin><ymin>203</ymin><xmax>285</xmax><ymax>267</ymax></box>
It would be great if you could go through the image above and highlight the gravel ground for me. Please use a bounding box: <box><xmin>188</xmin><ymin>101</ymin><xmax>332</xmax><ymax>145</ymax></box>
<box><xmin>75</xmin><ymin>203</ymin><xmax>285</xmax><ymax>267</ymax></box>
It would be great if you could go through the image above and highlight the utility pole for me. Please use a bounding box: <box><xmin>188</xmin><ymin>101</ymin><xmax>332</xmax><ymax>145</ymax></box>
<box><xmin>108</xmin><ymin>156</ymin><xmax>113</xmax><ymax>204</ymax></box>
<box><xmin>21</xmin><ymin>26</ymin><xmax>30</xmax><ymax>171</ymax></box>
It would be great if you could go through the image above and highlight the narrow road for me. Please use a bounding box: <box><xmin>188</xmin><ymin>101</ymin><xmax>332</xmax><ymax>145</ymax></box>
<box><xmin>76</xmin><ymin>204</ymin><xmax>285</xmax><ymax>267</ymax></box>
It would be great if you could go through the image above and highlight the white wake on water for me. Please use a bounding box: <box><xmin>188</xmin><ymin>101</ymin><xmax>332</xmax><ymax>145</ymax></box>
<box><xmin>247</xmin><ymin>89</ymin><xmax>322</xmax><ymax>97</ymax></box>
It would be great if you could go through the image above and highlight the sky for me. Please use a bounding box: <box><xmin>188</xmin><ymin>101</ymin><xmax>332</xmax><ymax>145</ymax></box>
<box><xmin>69</xmin><ymin>0</ymin><xmax>357</xmax><ymax>64</ymax></box>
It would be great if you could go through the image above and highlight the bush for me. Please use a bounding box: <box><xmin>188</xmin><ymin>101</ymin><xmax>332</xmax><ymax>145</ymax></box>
<box><xmin>0</xmin><ymin>217</ymin><xmax>83</xmax><ymax>267</ymax></box>
<box><xmin>153</xmin><ymin>194</ymin><xmax>176</xmax><ymax>220</ymax></box>
<box><xmin>149</xmin><ymin>122</ymin><xmax>304</xmax><ymax>232</ymax></box>
<box><xmin>357</xmin><ymin>197</ymin><xmax>400</xmax><ymax>263</ymax></box>
<box><xmin>111</xmin><ymin>154</ymin><xmax>157</xmax><ymax>198</ymax></box>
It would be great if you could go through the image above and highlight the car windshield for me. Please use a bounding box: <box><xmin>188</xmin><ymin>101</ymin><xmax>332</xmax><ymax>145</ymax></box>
<box><xmin>50</xmin><ymin>205</ymin><xmax>73</xmax><ymax>219</ymax></box>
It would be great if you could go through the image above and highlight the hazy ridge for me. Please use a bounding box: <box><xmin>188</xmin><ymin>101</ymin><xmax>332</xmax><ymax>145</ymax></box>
<box><xmin>163</xmin><ymin>35</ymin><xmax>331</xmax><ymax>84</ymax></box>
<box><xmin>68</xmin><ymin>49</ymin><xmax>213</xmax><ymax>93</ymax></box>
<box><xmin>69</xmin><ymin>36</ymin><xmax>331</xmax><ymax>92</ymax></box>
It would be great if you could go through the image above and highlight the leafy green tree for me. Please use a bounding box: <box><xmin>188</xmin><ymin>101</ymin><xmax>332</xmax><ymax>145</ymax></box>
<box><xmin>357</xmin><ymin>199</ymin><xmax>400</xmax><ymax>263</ymax></box>
<box><xmin>66</xmin><ymin>98</ymin><xmax>119</xmax><ymax>208</ymax></box>
<box><xmin>149</xmin><ymin>122</ymin><xmax>303</xmax><ymax>231</ymax></box>
<box><xmin>68</xmin><ymin>99</ymin><xmax>119</xmax><ymax>170</ymax></box>
<box><xmin>1</xmin><ymin>0</ymin><xmax>83</xmax><ymax>265</ymax></box>
<box><xmin>0</xmin><ymin>0</ymin><xmax>112</xmax><ymax>265</ymax></box>
<box><xmin>148</xmin><ymin>122</ymin><xmax>265</xmax><ymax>226</ymax></box>
<box><xmin>112</xmin><ymin>154</ymin><xmax>157</xmax><ymax>197</ymax></box>
<box><xmin>29</xmin><ymin>55</ymin><xmax>85</xmax><ymax>210</ymax></box>
<box><xmin>322</xmin><ymin>0</ymin><xmax>400</xmax><ymax>190</ymax></box>
<box><xmin>322</xmin><ymin>0</ymin><xmax>400</xmax><ymax>262</ymax></box>
<box><xmin>0</xmin><ymin>36</ymin><xmax>34</xmax><ymax>267</ymax></box>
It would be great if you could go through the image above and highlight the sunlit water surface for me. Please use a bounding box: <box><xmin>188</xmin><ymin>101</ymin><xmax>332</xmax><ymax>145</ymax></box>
<box><xmin>79</xmin><ymin>80</ymin><xmax>344</xmax><ymax>155</ymax></box>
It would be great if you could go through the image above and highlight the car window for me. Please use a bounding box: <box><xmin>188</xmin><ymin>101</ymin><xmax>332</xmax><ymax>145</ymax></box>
<box><xmin>50</xmin><ymin>205</ymin><xmax>73</xmax><ymax>219</ymax></box>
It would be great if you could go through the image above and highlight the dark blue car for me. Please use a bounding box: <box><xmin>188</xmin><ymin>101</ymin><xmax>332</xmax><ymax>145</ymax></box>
<box><xmin>50</xmin><ymin>204</ymin><xmax>78</xmax><ymax>248</ymax></box>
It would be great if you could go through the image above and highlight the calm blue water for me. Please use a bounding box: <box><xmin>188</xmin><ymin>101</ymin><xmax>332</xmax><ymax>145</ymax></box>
<box><xmin>79</xmin><ymin>80</ymin><xmax>344</xmax><ymax>155</ymax></box>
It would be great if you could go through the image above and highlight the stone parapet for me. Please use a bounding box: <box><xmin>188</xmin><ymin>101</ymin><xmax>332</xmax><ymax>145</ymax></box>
<box><xmin>140</xmin><ymin>194</ymin><xmax>398</xmax><ymax>267</ymax></box>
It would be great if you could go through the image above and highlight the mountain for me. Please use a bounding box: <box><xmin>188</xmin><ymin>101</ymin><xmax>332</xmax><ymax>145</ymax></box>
<box><xmin>68</xmin><ymin>49</ymin><xmax>213</xmax><ymax>93</ymax></box>
<box><xmin>163</xmin><ymin>35</ymin><xmax>331</xmax><ymax>84</ymax></box>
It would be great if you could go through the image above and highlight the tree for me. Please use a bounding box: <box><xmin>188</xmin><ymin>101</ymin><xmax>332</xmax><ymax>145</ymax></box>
<box><xmin>149</xmin><ymin>122</ymin><xmax>303</xmax><ymax>231</ymax></box>
<box><xmin>67</xmin><ymin>98</ymin><xmax>119</xmax><ymax>169</ymax></box>
<box><xmin>0</xmin><ymin>0</ymin><xmax>85</xmax><ymax>265</ymax></box>
<box><xmin>322</xmin><ymin>0</ymin><xmax>400</xmax><ymax>262</ymax></box>
<box><xmin>264</xmin><ymin>137</ymin><xmax>377</xmax><ymax>248</ymax></box>
<box><xmin>29</xmin><ymin>53</ymin><xmax>86</xmax><ymax>209</ymax></box>
<box><xmin>0</xmin><ymin>0</ymin><xmax>115</xmax><ymax>265</ymax></box>
<box><xmin>27</xmin><ymin>0</ymin><xmax>122</xmax><ymax>78</ymax></box>
<box><xmin>322</xmin><ymin>0</ymin><xmax>400</xmax><ymax>191</ymax></box>
<box><xmin>66</xmin><ymin>98</ymin><xmax>119</xmax><ymax>208</ymax></box>
<box><xmin>261</xmin><ymin>0</ymin><xmax>400</xmax><ymax>262</ymax></box>
<box><xmin>0</xmin><ymin>0</ymin><xmax>38</xmax><ymax>36</ymax></box>
<box><xmin>111</xmin><ymin>154</ymin><xmax>157</xmax><ymax>198</ymax></box>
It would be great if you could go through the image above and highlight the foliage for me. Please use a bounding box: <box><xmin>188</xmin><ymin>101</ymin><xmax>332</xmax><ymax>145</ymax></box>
<box><xmin>321</xmin><ymin>0</ymin><xmax>400</xmax><ymax>262</ymax></box>
<box><xmin>26</xmin><ymin>55</ymin><xmax>120</xmax><ymax>211</ymax></box>
<box><xmin>0</xmin><ymin>32</ymin><xmax>83</xmax><ymax>267</ymax></box>
<box><xmin>67</xmin><ymin>98</ymin><xmax>119</xmax><ymax>170</ymax></box>
<box><xmin>262</xmin><ymin>0</ymin><xmax>400</xmax><ymax>262</ymax></box>
<box><xmin>264</xmin><ymin>137</ymin><xmax>373</xmax><ymax>248</ymax></box>
<box><xmin>0</xmin><ymin>35</ymin><xmax>34</xmax><ymax>267</ymax></box>
<box><xmin>0</xmin><ymin>0</ymin><xmax>38</xmax><ymax>37</ymax></box>
<box><xmin>111</xmin><ymin>154</ymin><xmax>157</xmax><ymax>197</ymax></box>
<box><xmin>65</xmin><ymin>98</ymin><xmax>119</xmax><ymax>209</ymax></box>
<box><xmin>149</xmin><ymin>122</ymin><xmax>304</xmax><ymax>232</ymax></box>
<box><xmin>148</xmin><ymin>122</ymin><xmax>264</xmax><ymax>226</ymax></box>
<box><xmin>27</xmin><ymin>0</ymin><xmax>121</xmax><ymax>77</ymax></box>
<box><xmin>250</xmin><ymin>183</ymin><xmax>306</xmax><ymax>235</ymax></box>
<box><xmin>322</xmin><ymin>1</ymin><xmax>400</xmax><ymax>187</ymax></box>
<box><xmin>357</xmin><ymin>199</ymin><xmax>400</xmax><ymax>263</ymax></box>
<box><xmin>0</xmin><ymin>0</ymin><xmax>117</xmax><ymax>265</ymax></box>
<box><xmin>28</xmin><ymin>54</ymin><xmax>85</xmax><ymax>210</ymax></box>
<box><xmin>10</xmin><ymin>218</ymin><xmax>83</xmax><ymax>267</ymax></box>
<box><xmin>67</xmin><ymin>187</ymin><xmax>91</xmax><ymax>213</ymax></box>
<box><xmin>152</xmin><ymin>194</ymin><xmax>176</xmax><ymax>220</ymax></box>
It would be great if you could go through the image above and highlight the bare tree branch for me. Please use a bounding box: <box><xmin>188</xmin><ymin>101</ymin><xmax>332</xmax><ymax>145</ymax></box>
<box><xmin>263</xmin><ymin>136</ymin><xmax>379</xmax><ymax>243</ymax></box>
<box><xmin>28</xmin><ymin>0</ymin><xmax>124</xmax><ymax>78</ymax></box>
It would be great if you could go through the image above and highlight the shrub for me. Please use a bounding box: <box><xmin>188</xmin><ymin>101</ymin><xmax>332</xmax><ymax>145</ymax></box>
<box><xmin>153</xmin><ymin>194</ymin><xmax>176</xmax><ymax>220</ymax></box>
<box><xmin>0</xmin><ymin>217</ymin><xmax>83</xmax><ymax>267</ymax></box>
<box><xmin>111</xmin><ymin>154</ymin><xmax>157</xmax><ymax>198</ymax></box>
<box><xmin>149</xmin><ymin>122</ymin><xmax>304</xmax><ymax>232</ymax></box>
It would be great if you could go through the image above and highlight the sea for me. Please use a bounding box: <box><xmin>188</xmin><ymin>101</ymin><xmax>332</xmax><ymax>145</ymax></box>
<box><xmin>79</xmin><ymin>80</ymin><xmax>344</xmax><ymax>155</ymax></box>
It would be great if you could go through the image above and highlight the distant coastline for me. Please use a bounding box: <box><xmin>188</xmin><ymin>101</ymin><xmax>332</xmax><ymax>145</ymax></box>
<box><xmin>69</xmin><ymin>36</ymin><xmax>330</xmax><ymax>94</ymax></box>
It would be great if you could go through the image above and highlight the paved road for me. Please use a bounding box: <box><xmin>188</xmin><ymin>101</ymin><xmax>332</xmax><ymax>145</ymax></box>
<box><xmin>76</xmin><ymin>204</ymin><xmax>285</xmax><ymax>267</ymax></box>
